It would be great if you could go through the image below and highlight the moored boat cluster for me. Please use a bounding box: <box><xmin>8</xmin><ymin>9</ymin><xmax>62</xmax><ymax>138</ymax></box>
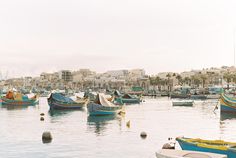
<box><xmin>2</xmin><ymin>88</ymin><xmax>236</xmax><ymax>158</ymax></box>
<box><xmin>0</xmin><ymin>89</ymin><xmax>142</xmax><ymax>116</ymax></box>
<box><xmin>156</xmin><ymin>92</ymin><xmax>236</xmax><ymax>158</ymax></box>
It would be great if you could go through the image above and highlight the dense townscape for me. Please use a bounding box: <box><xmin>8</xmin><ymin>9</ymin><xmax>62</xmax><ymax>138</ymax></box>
<box><xmin>2</xmin><ymin>66</ymin><xmax>236</xmax><ymax>95</ymax></box>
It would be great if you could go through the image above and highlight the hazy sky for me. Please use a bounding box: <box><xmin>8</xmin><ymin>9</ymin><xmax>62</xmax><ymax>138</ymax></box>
<box><xmin>1</xmin><ymin>0</ymin><xmax>236</xmax><ymax>78</ymax></box>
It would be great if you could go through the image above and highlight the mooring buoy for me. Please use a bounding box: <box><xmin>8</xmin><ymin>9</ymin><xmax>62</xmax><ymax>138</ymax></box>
<box><xmin>42</xmin><ymin>131</ymin><xmax>52</xmax><ymax>143</ymax></box>
<box><xmin>140</xmin><ymin>132</ymin><xmax>147</xmax><ymax>139</ymax></box>
<box><xmin>126</xmin><ymin>120</ymin><xmax>130</xmax><ymax>128</ymax></box>
<box><xmin>40</xmin><ymin>117</ymin><xmax>44</xmax><ymax>121</ymax></box>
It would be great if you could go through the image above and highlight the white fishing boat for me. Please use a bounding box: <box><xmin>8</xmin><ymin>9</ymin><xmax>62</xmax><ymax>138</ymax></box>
<box><xmin>172</xmin><ymin>100</ymin><xmax>193</xmax><ymax>106</ymax></box>
<box><xmin>206</xmin><ymin>94</ymin><xmax>220</xmax><ymax>99</ymax></box>
<box><xmin>156</xmin><ymin>149</ymin><xmax>227</xmax><ymax>158</ymax></box>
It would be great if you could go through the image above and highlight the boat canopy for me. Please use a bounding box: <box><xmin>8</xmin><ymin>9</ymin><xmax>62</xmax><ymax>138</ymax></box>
<box><xmin>6</xmin><ymin>91</ymin><xmax>30</xmax><ymax>101</ymax></box>
<box><xmin>131</xmin><ymin>86</ymin><xmax>143</xmax><ymax>92</ymax></box>
<box><xmin>95</xmin><ymin>93</ymin><xmax>116</xmax><ymax>107</ymax></box>
<box><xmin>114</xmin><ymin>90</ymin><xmax>122</xmax><ymax>96</ymax></box>
<box><xmin>51</xmin><ymin>93</ymin><xmax>74</xmax><ymax>103</ymax></box>
<box><xmin>123</xmin><ymin>94</ymin><xmax>135</xmax><ymax>99</ymax></box>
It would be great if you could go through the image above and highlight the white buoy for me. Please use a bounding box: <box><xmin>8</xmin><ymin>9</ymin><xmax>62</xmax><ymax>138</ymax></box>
<box><xmin>162</xmin><ymin>143</ymin><xmax>175</xmax><ymax>149</ymax></box>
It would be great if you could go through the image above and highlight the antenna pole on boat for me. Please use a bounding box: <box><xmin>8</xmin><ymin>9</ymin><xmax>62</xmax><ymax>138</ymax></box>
<box><xmin>234</xmin><ymin>27</ymin><xmax>236</xmax><ymax>67</ymax></box>
<box><xmin>213</xmin><ymin>98</ymin><xmax>219</xmax><ymax>112</ymax></box>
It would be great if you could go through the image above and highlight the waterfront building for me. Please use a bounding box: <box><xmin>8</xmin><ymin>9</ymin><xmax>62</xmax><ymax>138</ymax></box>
<box><xmin>59</xmin><ymin>70</ymin><xmax>73</xmax><ymax>82</ymax></box>
<box><xmin>3</xmin><ymin>66</ymin><xmax>236</xmax><ymax>92</ymax></box>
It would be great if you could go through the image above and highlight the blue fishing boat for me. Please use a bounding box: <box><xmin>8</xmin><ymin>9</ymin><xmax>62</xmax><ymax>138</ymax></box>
<box><xmin>220</xmin><ymin>93</ymin><xmax>236</xmax><ymax>113</ymax></box>
<box><xmin>87</xmin><ymin>93</ymin><xmax>124</xmax><ymax>116</ymax></box>
<box><xmin>114</xmin><ymin>90</ymin><xmax>141</xmax><ymax>105</ymax></box>
<box><xmin>190</xmin><ymin>94</ymin><xmax>207</xmax><ymax>100</ymax></box>
<box><xmin>84</xmin><ymin>91</ymin><xmax>97</xmax><ymax>102</ymax></box>
<box><xmin>2</xmin><ymin>91</ymin><xmax>39</xmax><ymax>106</ymax></box>
<box><xmin>176</xmin><ymin>137</ymin><xmax>236</xmax><ymax>158</ymax></box>
<box><xmin>48</xmin><ymin>93</ymin><xmax>88</xmax><ymax>110</ymax></box>
<box><xmin>2</xmin><ymin>97</ymin><xmax>39</xmax><ymax>106</ymax></box>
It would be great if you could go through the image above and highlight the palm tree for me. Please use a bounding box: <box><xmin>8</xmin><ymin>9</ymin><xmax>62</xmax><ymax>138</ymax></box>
<box><xmin>206</xmin><ymin>72</ymin><xmax>216</xmax><ymax>85</ymax></box>
<box><xmin>166</xmin><ymin>73</ymin><xmax>171</xmax><ymax>79</ymax></box>
<box><xmin>149</xmin><ymin>76</ymin><xmax>156</xmax><ymax>89</ymax></box>
<box><xmin>183</xmin><ymin>77</ymin><xmax>191</xmax><ymax>86</ymax></box>
<box><xmin>149</xmin><ymin>76</ymin><xmax>162</xmax><ymax>90</ymax></box>
<box><xmin>200</xmin><ymin>74</ymin><xmax>208</xmax><ymax>88</ymax></box>
<box><xmin>149</xmin><ymin>76</ymin><xmax>156</xmax><ymax>86</ymax></box>
<box><xmin>232</xmin><ymin>74</ymin><xmax>236</xmax><ymax>84</ymax></box>
<box><xmin>223</xmin><ymin>72</ymin><xmax>232</xmax><ymax>90</ymax></box>
<box><xmin>176</xmin><ymin>75</ymin><xmax>183</xmax><ymax>85</ymax></box>
<box><xmin>166</xmin><ymin>73</ymin><xmax>172</xmax><ymax>92</ymax></box>
<box><xmin>191</xmin><ymin>75</ymin><xmax>201</xmax><ymax>88</ymax></box>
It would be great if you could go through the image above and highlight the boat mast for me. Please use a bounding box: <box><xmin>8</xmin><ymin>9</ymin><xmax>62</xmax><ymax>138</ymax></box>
<box><xmin>234</xmin><ymin>28</ymin><xmax>236</xmax><ymax>67</ymax></box>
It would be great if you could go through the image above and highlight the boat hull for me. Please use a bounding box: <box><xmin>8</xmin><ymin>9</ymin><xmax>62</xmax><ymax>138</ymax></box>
<box><xmin>123</xmin><ymin>98</ymin><xmax>140</xmax><ymax>104</ymax></box>
<box><xmin>176</xmin><ymin>137</ymin><xmax>236</xmax><ymax>158</ymax></box>
<box><xmin>48</xmin><ymin>102</ymin><xmax>85</xmax><ymax>110</ymax></box>
<box><xmin>172</xmin><ymin>101</ymin><xmax>193</xmax><ymax>106</ymax></box>
<box><xmin>1</xmin><ymin>98</ymin><xmax>39</xmax><ymax>106</ymax></box>
<box><xmin>156</xmin><ymin>149</ymin><xmax>227</xmax><ymax>158</ymax></box>
<box><xmin>48</xmin><ymin>99</ymin><xmax>86</xmax><ymax>110</ymax></box>
<box><xmin>220</xmin><ymin>94</ymin><xmax>236</xmax><ymax>113</ymax></box>
<box><xmin>190</xmin><ymin>95</ymin><xmax>207</xmax><ymax>100</ymax></box>
<box><xmin>120</xmin><ymin>98</ymin><xmax>140</xmax><ymax>104</ymax></box>
<box><xmin>221</xmin><ymin>104</ymin><xmax>236</xmax><ymax>113</ymax></box>
<box><xmin>87</xmin><ymin>103</ymin><xmax>122</xmax><ymax>116</ymax></box>
<box><xmin>207</xmin><ymin>94</ymin><xmax>220</xmax><ymax>99</ymax></box>
<box><xmin>48</xmin><ymin>93</ymin><xmax>87</xmax><ymax>110</ymax></box>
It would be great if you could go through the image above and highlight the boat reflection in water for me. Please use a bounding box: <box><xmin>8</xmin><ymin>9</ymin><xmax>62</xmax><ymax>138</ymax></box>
<box><xmin>1</xmin><ymin>104</ymin><xmax>29</xmax><ymax>111</ymax></box>
<box><xmin>48</xmin><ymin>108</ymin><xmax>85</xmax><ymax>117</ymax></box>
<box><xmin>220</xmin><ymin>113</ymin><xmax>236</xmax><ymax>121</ymax></box>
<box><xmin>87</xmin><ymin>115</ymin><xmax>121</xmax><ymax>135</ymax></box>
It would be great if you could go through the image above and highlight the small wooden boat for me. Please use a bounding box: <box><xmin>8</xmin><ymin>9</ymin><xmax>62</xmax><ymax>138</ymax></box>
<box><xmin>176</xmin><ymin>137</ymin><xmax>236</xmax><ymax>158</ymax></box>
<box><xmin>172</xmin><ymin>100</ymin><xmax>193</xmax><ymax>106</ymax></box>
<box><xmin>2</xmin><ymin>91</ymin><xmax>39</xmax><ymax>106</ymax></box>
<box><xmin>156</xmin><ymin>149</ymin><xmax>226</xmax><ymax>158</ymax></box>
<box><xmin>83</xmin><ymin>91</ymin><xmax>97</xmax><ymax>102</ymax></box>
<box><xmin>87</xmin><ymin>93</ymin><xmax>124</xmax><ymax>116</ymax></box>
<box><xmin>190</xmin><ymin>95</ymin><xmax>207</xmax><ymax>100</ymax></box>
<box><xmin>220</xmin><ymin>93</ymin><xmax>236</xmax><ymax>113</ymax></box>
<box><xmin>114</xmin><ymin>90</ymin><xmax>141</xmax><ymax>104</ymax></box>
<box><xmin>207</xmin><ymin>94</ymin><xmax>220</xmax><ymax>99</ymax></box>
<box><xmin>115</xmin><ymin>95</ymin><xmax>141</xmax><ymax>104</ymax></box>
<box><xmin>48</xmin><ymin>93</ymin><xmax>88</xmax><ymax>110</ymax></box>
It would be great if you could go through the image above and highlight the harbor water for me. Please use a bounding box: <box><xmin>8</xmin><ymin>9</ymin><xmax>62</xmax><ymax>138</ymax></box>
<box><xmin>0</xmin><ymin>97</ymin><xmax>235</xmax><ymax>158</ymax></box>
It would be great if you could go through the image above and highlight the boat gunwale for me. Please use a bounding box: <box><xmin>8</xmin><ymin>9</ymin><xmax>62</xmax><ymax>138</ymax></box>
<box><xmin>176</xmin><ymin>137</ymin><xmax>236</xmax><ymax>151</ymax></box>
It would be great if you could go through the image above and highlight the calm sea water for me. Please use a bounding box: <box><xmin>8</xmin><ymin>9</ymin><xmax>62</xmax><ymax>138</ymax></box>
<box><xmin>0</xmin><ymin>97</ymin><xmax>235</xmax><ymax>158</ymax></box>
